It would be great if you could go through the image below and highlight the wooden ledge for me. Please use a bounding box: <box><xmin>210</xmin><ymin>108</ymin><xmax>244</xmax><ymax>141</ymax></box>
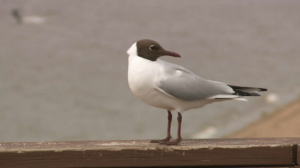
<box><xmin>0</xmin><ymin>138</ymin><xmax>299</xmax><ymax>168</ymax></box>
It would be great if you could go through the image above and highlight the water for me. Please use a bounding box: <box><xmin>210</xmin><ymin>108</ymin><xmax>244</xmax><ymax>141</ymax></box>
<box><xmin>0</xmin><ymin>0</ymin><xmax>300</xmax><ymax>142</ymax></box>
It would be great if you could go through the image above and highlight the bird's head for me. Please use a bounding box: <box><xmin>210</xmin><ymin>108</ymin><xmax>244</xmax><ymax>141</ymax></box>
<box><xmin>127</xmin><ymin>39</ymin><xmax>181</xmax><ymax>61</ymax></box>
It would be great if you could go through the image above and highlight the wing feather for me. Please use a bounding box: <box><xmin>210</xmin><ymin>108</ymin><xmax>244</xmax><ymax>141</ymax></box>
<box><xmin>156</xmin><ymin>63</ymin><xmax>234</xmax><ymax>101</ymax></box>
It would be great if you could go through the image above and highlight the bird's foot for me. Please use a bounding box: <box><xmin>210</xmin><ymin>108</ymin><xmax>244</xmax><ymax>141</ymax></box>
<box><xmin>165</xmin><ymin>138</ymin><xmax>181</xmax><ymax>145</ymax></box>
<box><xmin>150</xmin><ymin>136</ymin><xmax>171</xmax><ymax>144</ymax></box>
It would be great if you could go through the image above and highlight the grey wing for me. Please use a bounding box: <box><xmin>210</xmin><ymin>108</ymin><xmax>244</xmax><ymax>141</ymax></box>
<box><xmin>156</xmin><ymin>67</ymin><xmax>234</xmax><ymax>101</ymax></box>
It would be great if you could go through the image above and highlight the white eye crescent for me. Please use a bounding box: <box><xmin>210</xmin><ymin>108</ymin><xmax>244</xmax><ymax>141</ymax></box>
<box><xmin>149</xmin><ymin>45</ymin><xmax>156</xmax><ymax>50</ymax></box>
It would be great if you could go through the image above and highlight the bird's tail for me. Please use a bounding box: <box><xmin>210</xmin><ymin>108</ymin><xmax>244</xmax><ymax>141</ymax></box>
<box><xmin>228</xmin><ymin>85</ymin><xmax>267</xmax><ymax>96</ymax></box>
<box><xmin>207</xmin><ymin>84</ymin><xmax>267</xmax><ymax>101</ymax></box>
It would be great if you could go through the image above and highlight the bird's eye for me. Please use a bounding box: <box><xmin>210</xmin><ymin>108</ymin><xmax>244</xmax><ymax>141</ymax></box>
<box><xmin>149</xmin><ymin>45</ymin><xmax>157</xmax><ymax>50</ymax></box>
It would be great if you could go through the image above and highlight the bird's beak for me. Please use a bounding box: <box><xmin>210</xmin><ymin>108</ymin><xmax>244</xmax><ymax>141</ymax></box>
<box><xmin>162</xmin><ymin>50</ymin><xmax>181</xmax><ymax>58</ymax></box>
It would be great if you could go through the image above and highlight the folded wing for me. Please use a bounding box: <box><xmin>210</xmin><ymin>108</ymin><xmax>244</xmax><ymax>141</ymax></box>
<box><xmin>156</xmin><ymin>65</ymin><xmax>267</xmax><ymax>101</ymax></box>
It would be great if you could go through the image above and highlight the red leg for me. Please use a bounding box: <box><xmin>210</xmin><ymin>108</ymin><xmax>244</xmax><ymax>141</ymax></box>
<box><xmin>166</xmin><ymin>112</ymin><xmax>182</xmax><ymax>145</ymax></box>
<box><xmin>150</xmin><ymin>110</ymin><xmax>172</xmax><ymax>143</ymax></box>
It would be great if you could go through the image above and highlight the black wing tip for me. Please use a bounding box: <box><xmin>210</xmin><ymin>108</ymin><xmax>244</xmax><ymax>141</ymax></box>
<box><xmin>260</xmin><ymin>88</ymin><xmax>268</xmax><ymax>92</ymax></box>
<box><xmin>233</xmin><ymin>91</ymin><xmax>261</xmax><ymax>97</ymax></box>
<box><xmin>251</xmin><ymin>92</ymin><xmax>261</xmax><ymax>96</ymax></box>
<box><xmin>228</xmin><ymin>85</ymin><xmax>268</xmax><ymax>92</ymax></box>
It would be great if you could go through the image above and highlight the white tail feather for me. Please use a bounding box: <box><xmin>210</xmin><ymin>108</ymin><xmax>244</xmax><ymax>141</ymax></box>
<box><xmin>234</xmin><ymin>98</ymin><xmax>247</xmax><ymax>101</ymax></box>
<box><xmin>208</xmin><ymin>94</ymin><xmax>247</xmax><ymax>101</ymax></box>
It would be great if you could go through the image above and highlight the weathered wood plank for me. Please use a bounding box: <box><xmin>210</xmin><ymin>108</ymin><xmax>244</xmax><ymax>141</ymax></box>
<box><xmin>298</xmin><ymin>144</ymin><xmax>300</xmax><ymax>166</ymax></box>
<box><xmin>0</xmin><ymin>138</ymin><xmax>299</xmax><ymax>168</ymax></box>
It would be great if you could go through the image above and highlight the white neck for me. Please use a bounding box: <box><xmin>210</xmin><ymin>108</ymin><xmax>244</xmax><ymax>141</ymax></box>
<box><xmin>127</xmin><ymin>42</ymin><xmax>137</xmax><ymax>56</ymax></box>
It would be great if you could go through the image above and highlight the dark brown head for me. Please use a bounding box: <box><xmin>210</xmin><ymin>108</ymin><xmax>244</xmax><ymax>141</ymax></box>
<box><xmin>132</xmin><ymin>39</ymin><xmax>181</xmax><ymax>61</ymax></box>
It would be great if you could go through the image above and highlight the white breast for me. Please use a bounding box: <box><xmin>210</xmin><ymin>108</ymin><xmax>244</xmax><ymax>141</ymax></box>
<box><xmin>128</xmin><ymin>55</ymin><xmax>170</xmax><ymax>108</ymax></box>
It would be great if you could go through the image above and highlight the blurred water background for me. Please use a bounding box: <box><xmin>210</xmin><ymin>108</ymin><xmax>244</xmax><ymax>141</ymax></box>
<box><xmin>0</xmin><ymin>0</ymin><xmax>300</xmax><ymax>142</ymax></box>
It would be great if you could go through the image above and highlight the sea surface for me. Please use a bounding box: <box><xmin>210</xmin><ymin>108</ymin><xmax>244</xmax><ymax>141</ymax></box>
<box><xmin>0</xmin><ymin>0</ymin><xmax>300</xmax><ymax>142</ymax></box>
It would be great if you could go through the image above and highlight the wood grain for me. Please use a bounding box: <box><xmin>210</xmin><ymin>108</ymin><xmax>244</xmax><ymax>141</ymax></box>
<box><xmin>0</xmin><ymin>138</ymin><xmax>299</xmax><ymax>168</ymax></box>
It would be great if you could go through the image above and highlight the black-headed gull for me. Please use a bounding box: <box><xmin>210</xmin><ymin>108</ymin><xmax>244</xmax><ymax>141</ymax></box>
<box><xmin>127</xmin><ymin>39</ymin><xmax>267</xmax><ymax>145</ymax></box>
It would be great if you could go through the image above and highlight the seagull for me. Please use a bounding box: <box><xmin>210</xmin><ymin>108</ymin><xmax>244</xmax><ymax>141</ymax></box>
<box><xmin>12</xmin><ymin>9</ymin><xmax>22</xmax><ymax>24</ymax></box>
<box><xmin>127</xmin><ymin>39</ymin><xmax>267</xmax><ymax>145</ymax></box>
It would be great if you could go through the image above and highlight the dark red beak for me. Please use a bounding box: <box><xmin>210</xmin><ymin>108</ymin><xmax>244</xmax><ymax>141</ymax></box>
<box><xmin>163</xmin><ymin>50</ymin><xmax>181</xmax><ymax>58</ymax></box>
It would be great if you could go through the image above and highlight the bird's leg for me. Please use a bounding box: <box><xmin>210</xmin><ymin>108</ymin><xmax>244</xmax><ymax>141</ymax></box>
<box><xmin>166</xmin><ymin>112</ymin><xmax>182</xmax><ymax>145</ymax></box>
<box><xmin>150</xmin><ymin>110</ymin><xmax>172</xmax><ymax>143</ymax></box>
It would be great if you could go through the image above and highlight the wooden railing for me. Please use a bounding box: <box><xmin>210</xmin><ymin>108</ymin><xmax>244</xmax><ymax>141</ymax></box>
<box><xmin>0</xmin><ymin>138</ymin><xmax>299</xmax><ymax>168</ymax></box>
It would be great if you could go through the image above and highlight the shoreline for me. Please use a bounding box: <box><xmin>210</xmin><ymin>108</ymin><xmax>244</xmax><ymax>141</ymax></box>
<box><xmin>227</xmin><ymin>99</ymin><xmax>300</xmax><ymax>138</ymax></box>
